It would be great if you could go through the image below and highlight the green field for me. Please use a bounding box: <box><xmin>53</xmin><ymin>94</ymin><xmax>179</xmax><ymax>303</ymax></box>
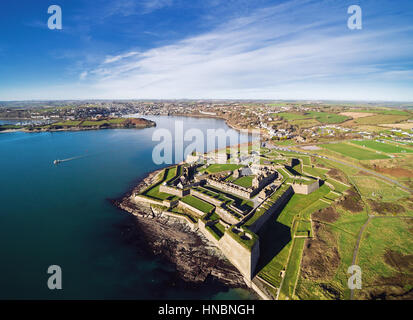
<box><xmin>255</xmin><ymin>184</ymin><xmax>332</xmax><ymax>293</ymax></box>
<box><xmin>354</xmin><ymin>109</ymin><xmax>411</xmax><ymax>116</ymax></box>
<box><xmin>194</xmin><ymin>186</ymin><xmax>230</xmax><ymax>203</ymax></box>
<box><xmin>295</xmin><ymin>205</ymin><xmax>369</xmax><ymax>300</ymax></box>
<box><xmin>356</xmin><ymin>218</ymin><xmax>413</xmax><ymax>299</ymax></box>
<box><xmin>302</xmin><ymin>165</ymin><xmax>329</xmax><ymax>178</ymax></box>
<box><xmin>276</xmin><ymin>111</ymin><xmax>349</xmax><ymax>124</ymax></box>
<box><xmin>354</xmin><ymin>114</ymin><xmax>410</xmax><ymax>125</ymax></box>
<box><xmin>288</xmin><ymin>119</ymin><xmax>320</xmax><ymax>128</ymax></box>
<box><xmin>258</xmin><ymin>240</ymin><xmax>292</xmax><ymax>288</ymax></box>
<box><xmin>142</xmin><ymin>167</ymin><xmax>178</xmax><ymax>201</ymax></box>
<box><xmin>305</xmin><ymin>111</ymin><xmax>350</xmax><ymax>124</ymax></box>
<box><xmin>280</xmin><ymin>238</ymin><xmax>306</xmax><ymax>299</ymax></box>
<box><xmin>0</xmin><ymin>124</ymin><xmax>23</xmax><ymax>131</ymax></box>
<box><xmin>275</xmin><ymin>112</ymin><xmax>308</xmax><ymax>120</ymax></box>
<box><xmin>81</xmin><ymin>120</ymin><xmax>109</xmax><ymax>126</ymax></box>
<box><xmin>52</xmin><ymin>120</ymin><xmax>82</xmax><ymax>126</ymax></box>
<box><xmin>277</xmin><ymin>184</ymin><xmax>331</xmax><ymax>227</ymax></box>
<box><xmin>351</xmin><ymin>140</ymin><xmax>413</xmax><ymax>154</ymax></box>
<box><xmin>321</xmin><ymin>143</ymin><xmax>390</xmax><ymax>160</ymax></box>
<box><xmin>181</xmin><ymin>195</ymin><xmax>214</xmax><ymax>213</ymax></box>
<box><xmin>351</xmin><ymin>175</ymin><xmax>410</xmax><ymax>201</ymax></box>
<box><xmin>203</xmin><ymin>163</ymin><xmax>242</xmax><ymax>174</ymax></box>
<box><xmin>245</xmin><ymin>184</ymin><xmax>291</xmax><ymax>228</ymax></box>
<box><xmin>325</xmin><ymin>178</ymin><xmax>350</xmax><ymax>193</ymax></box>
<box><xmin>233</xmin><ymin>175</ymin><xmax>254</xmax><ymax>188</ymax></box>
<box><xmin>203</xmin><ymin>185</ymin><xmax>254</xmax><ymax>211</ymax></box>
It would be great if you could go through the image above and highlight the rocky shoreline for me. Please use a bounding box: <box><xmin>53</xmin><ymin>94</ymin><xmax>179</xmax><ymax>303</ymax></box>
<box><xmin>113</xmin><ymin>170</ymin><xmax>254</xmax><ymax>293</ymax></box>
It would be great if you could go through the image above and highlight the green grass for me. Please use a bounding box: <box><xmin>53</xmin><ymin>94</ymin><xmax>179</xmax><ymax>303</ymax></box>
<box><xmin>206</xmin><ymin>224</ymin><xmax>223</xmax><ymax>240</ymax></box>
<box><xmin>206</xmin><ymin>222</ymin><xmax>226</xmax><ymax>240</ymax></box>
<box><xmin>107</xmin><ymin>118</ymin><xmax>126</xmax><ymax>124</ymax></box>
<box><xmin>280</xmin><ymin>238</ymin><xmax>306</xmax><ymax>299</ymax></box>
<box><xmin>351</xmin><ymin>175</ymin><xmax>410</xmax><ymax>201</ymax></box>
<box><xmin>325</xmin><ymin>178</ymin><xmax>349</xmax><ymax>193</ymax></box>
<box><xmin>52</xmin><ymin>120</ymin><xmax>82</xmax><ymax>126</ymax></box>
<box><xmin>203</xmin><ymin>164</ymin><xmax>243</xmax><ymax>174</ymax></box>
<box><xmin>351</xmin><ymin>140</ymin><xmax>413</xmax><ymax>154</ymax></box>
<box><xmin>277</xmin><ymin>184</ymin><xmax>331</xmax><ymax>227</ymax></box>
<box><xmin>206</xmin><ymin>212</ymin><xmax>220</xmax><ymax>221</ymax></box>
<box><xmin>321</xmin><ymin>143</ymin><xmax>390</xmax><ymax>160</ymax></box>
<box><xmin>233</xmin><ymin>175</ymin><xmax>254</xmax><ymax>188</ymax></box>
<box><xmin>0</xmin><ymin>124</ymin><xmax>23</xmax><ymax>130</ymax></box>
<box><xmin>276</xmin><ymin>112</ymin><xmax>308</xmax><ymax>120</ymax></box>
<box><xmin>80</xmin><ymin>120</ymin><xmax>109</xmax><ymax>126</ymax></box>
<box><xmin>181</xmin><ymin>195</ymin><xmax>214</xmax><ymax>214</ymax></box>
<box><xmin>142</xmin><ymin>167</ymin><xmax>179</xmax><ymax>201</ymax></box>
<box><xmin>168</xmin><ymin>207</ymin><xmax>198</xmax><ymax>223</ymax></box>
<box><xmin>295</xmin><ymin>206</ymin><xmax>369</xmax><ymax>300</ymax></box>
<box><xmin>194</xmin><ymin>186</ymin><xmax>230</xmax><ymax>203</ymax></box>
<box><xmin>324</xmin><ymin>191</ymin><xmax>342</xmax><ymax>201</ymax></box>
<box><xmin>203</xmin><ymin>185</ymin><xmax>254</xmax><ymax>211</ymax></box>
<box><xmin>227</xmin><ymin>227</ymin><xmax>258</xmax><ymax>250</ymax></box>
<box><xmin>296</xmin><ymin>220</ymin><xmax>312</xmax><ymax>236</ymax></box>
<box><xmin>276</xmin><ymin>111</ymin><xmax>350</xmax><ymax>124</ymax></box>
<box><xmin>300</xmin><ymin>199</ymin><xmax>330</xmax><ymax>220</ymax></box>
<box><xmin>354</xmin><ymin>114</ymin><xmax>410</xmax><ymax>125</ymax></box>
<box><xmin>356</xmin><ymin>218</ymin><xmax>413</xmax><ymax>299</ymax></box>
<box><xmin>258</xmin><ymin>242</ymin><xmax>292</xmax><ymax>287</ymax></box>
<box><xmin>306</xmin><ymin>111</ymin><xmax>350</xmax><ymax>124</ymax></box>
<box><xmin>288</xmin><ymin>119</ymin><xmax>320</xmax><ymax>128</ymax></box>
<box><xmin>354</xmin><ymin>109</ymin><xmax>411</xmax><ymax>116</ymax></box>
<box><xmin>300</xmin><ymin>156</ymin><xmax>311</xmax><ymax>166</ymax></box>
<box><xmin>302</xmin><ymin>165</ymin><xmax>329</xmax><ymax>179</ymax></box>
<box><xmin>272</xmin><ymin>139</ymin><xmax>296</xmax><ymax>146</ymax></box>
<box><xmin>245</xmin><ymin>184</ymin><xmax>291</xmax><ymax>228</ymax></box>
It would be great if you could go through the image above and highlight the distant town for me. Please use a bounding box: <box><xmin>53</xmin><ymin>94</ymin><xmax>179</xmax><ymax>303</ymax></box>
<box><xmin>1</xmin><ymin>100</ymin><xmax>412</xmax><ymax>144</ymax></box>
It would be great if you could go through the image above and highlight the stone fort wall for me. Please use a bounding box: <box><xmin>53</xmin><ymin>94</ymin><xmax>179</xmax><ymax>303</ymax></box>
<box><xmin>292</xmin><ymin>180</ymin><xmax>319</xmax><ymax>195</ymax></box>
<box><xmin>159</xmin><ymin>185</ymin><xmax>190</xmax><ymax>197</ymax></box>
<box><xmin>248</xmin><ymin>186</ymin><xmax>294</xmax><ymax>234</ymax></box>
<box><xmin>218</xmin><ymin>232</ymin><xmax>260</xmax><ymax>282</ymax></box>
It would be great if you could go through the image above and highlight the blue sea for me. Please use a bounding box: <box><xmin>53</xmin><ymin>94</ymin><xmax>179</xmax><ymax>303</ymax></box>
<box><xmin>0</xmin><ymin>116</ymin><xmax>255</xmax><ymax>299</ymax></box>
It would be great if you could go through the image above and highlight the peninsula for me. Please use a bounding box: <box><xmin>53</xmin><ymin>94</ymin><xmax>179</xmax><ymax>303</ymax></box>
<box><xmin>0</xmin><ymin>117</ymin><xmax>156</xmax><ymax>133</ymax></box>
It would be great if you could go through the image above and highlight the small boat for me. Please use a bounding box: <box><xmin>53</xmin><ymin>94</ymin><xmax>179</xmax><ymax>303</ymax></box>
<box><xmin>53</xmin><ymin>160</ymin><xmax>61</xmax><ymax>165</ymax></box>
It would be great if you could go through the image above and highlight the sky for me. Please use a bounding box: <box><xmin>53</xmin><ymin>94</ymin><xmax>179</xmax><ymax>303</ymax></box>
<box><xmin>0</xmin><ymin>0</ymin><xmax>412</xmax><ymax>101</ymax></box>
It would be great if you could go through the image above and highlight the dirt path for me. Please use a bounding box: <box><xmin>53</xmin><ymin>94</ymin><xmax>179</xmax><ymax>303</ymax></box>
<box><xmin>350</xmin><ymin>214</ymin><xmax>413</xmax><ymax>300</ymax></box>
<box><xmin>350</xmin><ymin>215</ymin><xmax>372</xmax><ymax>300</ymax></box>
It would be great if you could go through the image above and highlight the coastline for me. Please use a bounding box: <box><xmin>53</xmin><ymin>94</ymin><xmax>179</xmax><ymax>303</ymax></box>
<box><xmin>0</xmin><ymin>118</ymin><xmax>156</xmax><ymax>133</ymax></box>
<box><xmin>171</xmin><ymin>112</ymin><xmax>246</xmax><ymax>133</ymax></box>
<box><xmin>113</xmin><ymin>169</ymin><xmax>257</xmax><ymax>296</ymax></box>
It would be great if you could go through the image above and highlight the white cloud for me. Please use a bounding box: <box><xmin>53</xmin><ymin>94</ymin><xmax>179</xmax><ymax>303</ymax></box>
<box><xmin>79</xmin><ymin>71</ymin><xmax>88</xmax><ymax>80</ymax></box>
<box><xmin>4</xmin><ymin>0</ymin><xmax>413</xmax><ymax>101</ymax></box>
<box><xmin>77</xmin><ymin>1</ymin><xmax>412</xmax><ymax>100</ymax></box>
<box><xmin>103</xmin><ymin>51</ymin><xmax>140</xmax><ymax>64</ymax></box>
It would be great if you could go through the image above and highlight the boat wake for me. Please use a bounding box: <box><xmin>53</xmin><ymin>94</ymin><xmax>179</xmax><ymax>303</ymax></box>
<box><xmin>53</xmin><ymin>155</ymin><xmax>84</xmax><ymax>165</ymax></box>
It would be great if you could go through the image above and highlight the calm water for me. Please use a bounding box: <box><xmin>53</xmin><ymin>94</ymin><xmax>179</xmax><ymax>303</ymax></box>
<box><xmin>0</xmin><ymin>116</ymin><xmax>254</xmax><ymax>299</ymax></box>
